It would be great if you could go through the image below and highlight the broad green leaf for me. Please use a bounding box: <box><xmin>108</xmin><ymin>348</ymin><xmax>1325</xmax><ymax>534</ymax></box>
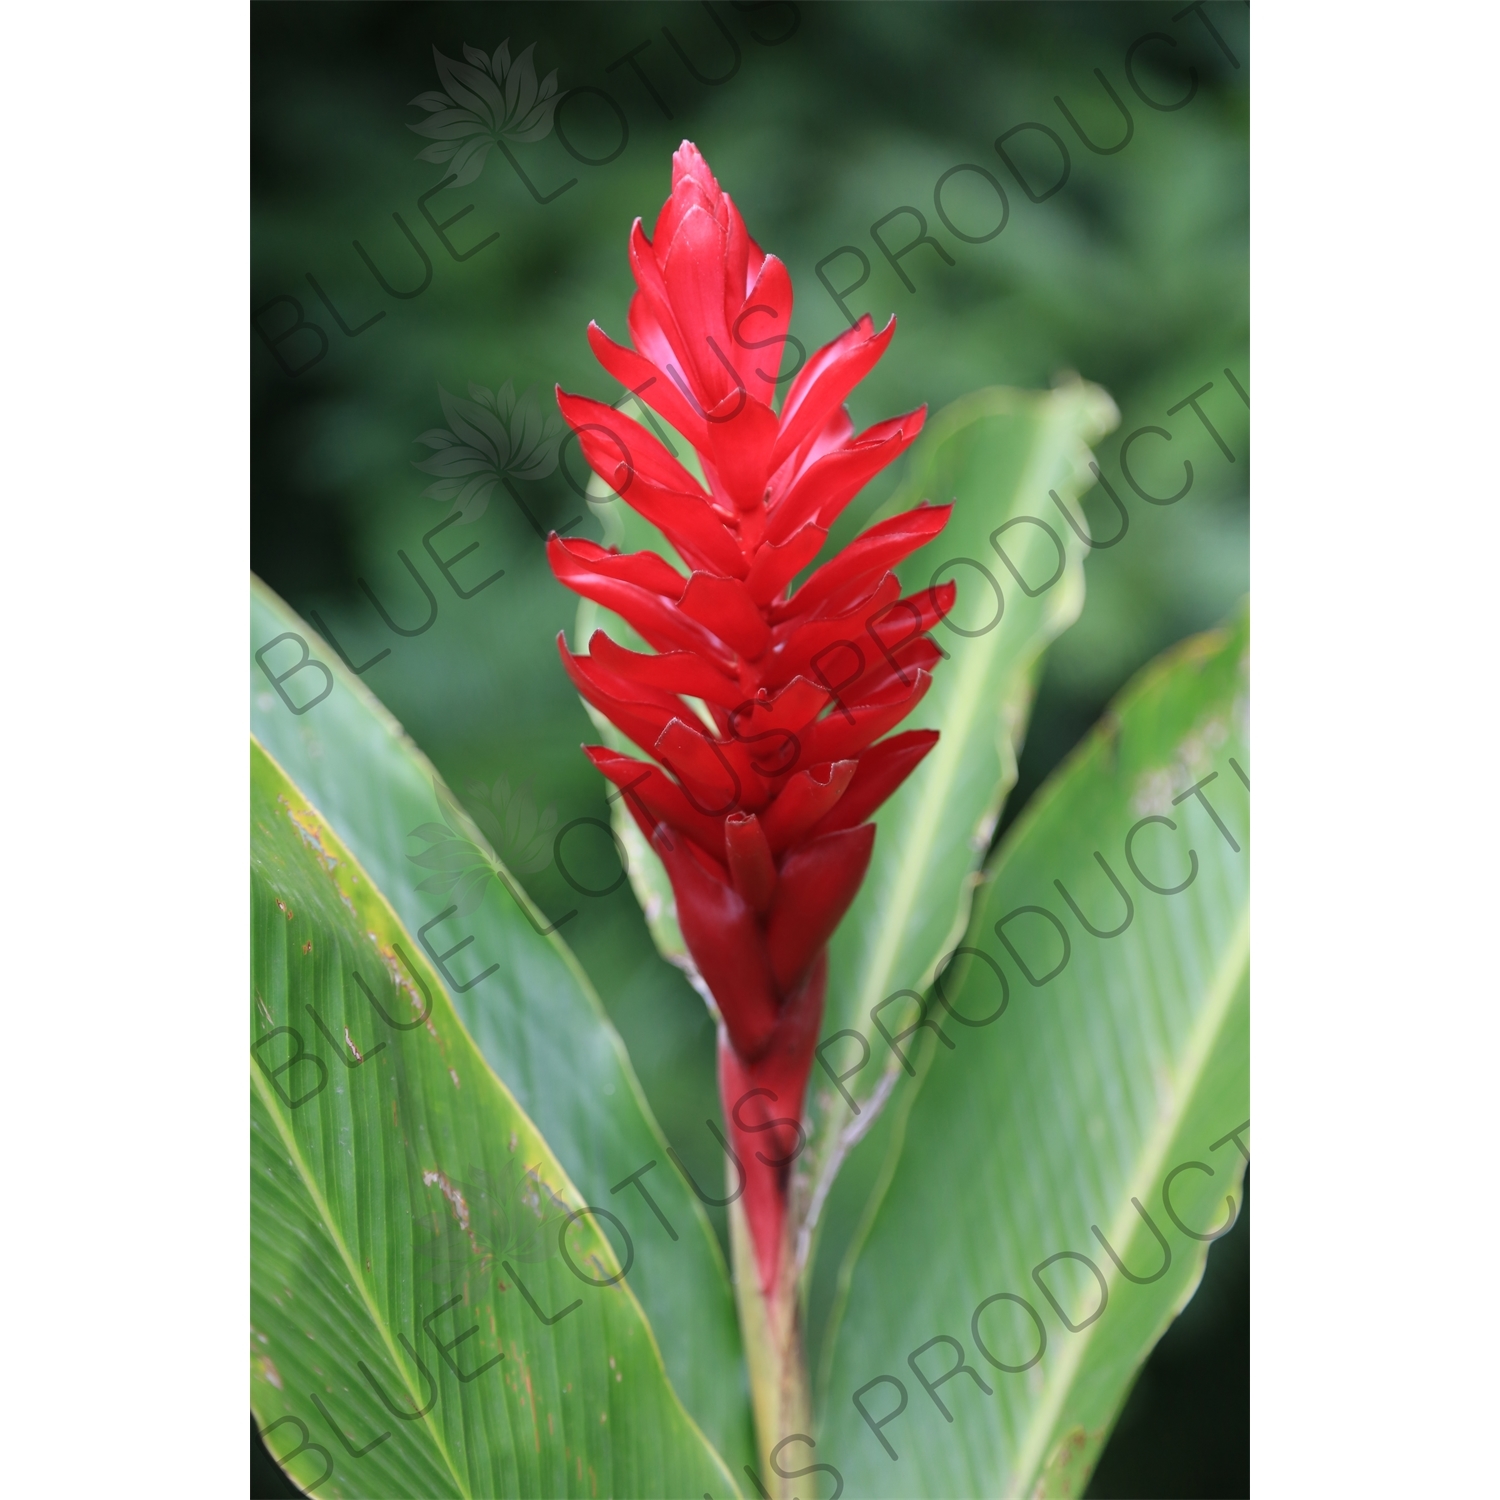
<box><xmin>250</xmin><ymin>742</ymin><xmax>738</xmax><ymax>1498</ymax></box>
<box><xmin>251</xmin><ymin>578</ymin><xmax>755</xmax><ymax>1475</ymax></box>
<box><xmin>815</xmin><ymin>609</ymin><xmax>1249</xmax><ymax>1498</ymax></box>
<box><xmin>798</xmin><ymin>382</ymin><xmax>1118</xmax><ymax>1271</ymax></box>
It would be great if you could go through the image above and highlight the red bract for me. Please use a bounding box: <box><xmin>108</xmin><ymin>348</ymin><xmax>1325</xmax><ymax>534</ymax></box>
<box><xmin>549</xmin><ymin>142</ymin><xmax>953</xmax><ymax>1297</ymax></box>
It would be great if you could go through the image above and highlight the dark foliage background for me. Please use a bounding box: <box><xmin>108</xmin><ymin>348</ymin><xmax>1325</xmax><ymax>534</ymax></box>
<box><xmin>251</xmin><ymin>3</ymin><xmax>1248</xmax><ymax>1494</ymax></box>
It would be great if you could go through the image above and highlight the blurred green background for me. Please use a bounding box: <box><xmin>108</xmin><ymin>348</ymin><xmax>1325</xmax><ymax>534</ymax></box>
<box><xmin>251</xmin><ymin>3</ymin><xmax>1248</xmax><ymax>1494</ymax></box>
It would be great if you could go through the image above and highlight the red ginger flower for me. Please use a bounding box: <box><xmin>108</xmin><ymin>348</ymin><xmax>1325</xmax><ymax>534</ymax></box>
<box><xmin>549</xmin><ymin>142</ymin><xmax>953</xmax><ymax>1297</ymax></box>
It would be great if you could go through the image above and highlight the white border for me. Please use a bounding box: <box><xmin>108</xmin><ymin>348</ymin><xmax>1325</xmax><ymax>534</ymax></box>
<box><xmin>2</xmin><ymin>0</ymin><xmax>247</xmax><ymax>1489</ymax></box>
<box><xmin>1255</xmin><ymin>1</ymin><xmax>1498</xmax><ymax>1492</ymax></box>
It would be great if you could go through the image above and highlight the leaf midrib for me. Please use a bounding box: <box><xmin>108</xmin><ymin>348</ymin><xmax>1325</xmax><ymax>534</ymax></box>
<box><xmin>848</xmin><ymin>402</ymin><xmax>1073</xmax><ymax>1033</ymax></box>
<box><xmin>1004</xmin><ymin>905</ymin><xmax>1250</xmax><ymax>1496</ymax></box>
<box><xmin>804</xmin><ymin>399</ymin><xmax>1079</xmax><ymax>1239</ymax></box>
<box><xmin>252</xmin><ymin>1064</ymin><xmax>475</xmax><ymax>1499</ymax></box>
<box><xmin>798</xmin><ymin>396</ymin><xmax>1097</xmax><ymax>1299</ymax></box>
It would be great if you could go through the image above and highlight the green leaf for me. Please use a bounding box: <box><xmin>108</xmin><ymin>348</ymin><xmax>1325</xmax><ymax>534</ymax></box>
<box><xmin>814</xmin><ymin>608</ymin><xmax>1249</xmax><ymax>1497</ymax></box>
<box><xmin>251</xmin><ymin>577</ymin><xmax>755</xmax><ymax>1476</ymax></box>
<box><xmin>797</xmin><ymin>382</ymin><xmax>1118</xmax><ymax>1271</ymax></box>
<box><xmin>251</xmin><ymin>740</ymin><xmax>739</xmax><ymax>1498</ymax></box>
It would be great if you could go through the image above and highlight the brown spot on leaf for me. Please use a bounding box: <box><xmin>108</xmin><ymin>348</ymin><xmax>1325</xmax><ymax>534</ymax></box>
<box><xmin>423</xmin><ymin>1168</ymin><xmax>483</xmax><ymax>1259</ymax></box>
<box><xmin>1032</xmin><ymin>1423</ymin><xmax>1106</xmax><ymax>1499</ymax></box>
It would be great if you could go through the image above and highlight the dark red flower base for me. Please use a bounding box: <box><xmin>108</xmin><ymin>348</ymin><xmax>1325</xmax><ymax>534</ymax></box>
<box><xmin>717</xmin><ymin>950</ymin><xmax>826</xmax><ymax>1298</ymax></box>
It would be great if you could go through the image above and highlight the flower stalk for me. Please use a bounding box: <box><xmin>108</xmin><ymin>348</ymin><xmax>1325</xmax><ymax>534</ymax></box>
<box><xmin>729</xmin><ymin>1194</ymin><xmax>809</xmax><ymax>1497</ymax></box>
